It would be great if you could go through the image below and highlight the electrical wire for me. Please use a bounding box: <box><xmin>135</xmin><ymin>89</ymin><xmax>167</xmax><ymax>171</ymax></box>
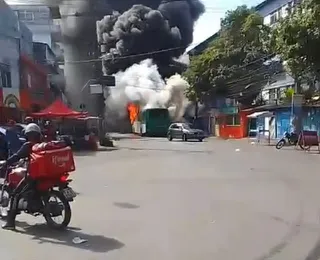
<box><xmin>55</xmin><ymin>46</ymin><xmax>186</xmax><ymax>64</ymax></box>
<box><xmin>6</xmin><ymin>1</ymin><xmax>283</xmax><ymax>100</ymax></box>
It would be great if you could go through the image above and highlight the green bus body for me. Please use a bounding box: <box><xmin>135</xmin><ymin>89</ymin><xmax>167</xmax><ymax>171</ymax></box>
<box><xmin>141</xmin><ymin>108</ymin><xmax>171</xmax><ymax>137</ymax></box>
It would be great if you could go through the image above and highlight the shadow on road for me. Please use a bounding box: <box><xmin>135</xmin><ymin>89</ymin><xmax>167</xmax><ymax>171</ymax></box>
<box><xmin>120</xmin><ymin>147</ymin><xmax>213</xmax><ymax>154</ymax></box>
<box><xmin>304</xmin><ymin>236</ymin><xmax>320</xmax><ymax>260</ymax></box>
<box><xmin>15</xmin><ymin>222</ymin><xmax>125</xmax><ymax>253</ymax></box>
<box><xmin>74</xmin><ymin>147</ymin><xmax>118</xmax><ymax>157</ymax></box>
<box><xmin>113</xmin><ymin>202</ymin><xmax>140</xmax><ymax>209</ymax></box>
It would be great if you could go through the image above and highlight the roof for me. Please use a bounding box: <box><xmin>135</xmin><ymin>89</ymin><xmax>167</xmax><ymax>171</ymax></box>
<box><xmin>255</xmin><ymin>0</ymin><xmax>276</xmax><ymax>11</ymax></box>
<box><xmin>31</xmin><ymin>99</ymin><xmax>87</xmax><ymax>118</ymax></box>
<box><xmin>187</xmin><ymin>32</ymin><xmax>219</xmax><ymax>56</ymax></box>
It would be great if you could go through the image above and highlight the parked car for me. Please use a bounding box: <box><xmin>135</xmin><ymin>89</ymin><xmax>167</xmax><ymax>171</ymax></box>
<box><xmin>167</xmin><ymin>123</ymin><xmax>205</xmax><ymax>142</ymax></box>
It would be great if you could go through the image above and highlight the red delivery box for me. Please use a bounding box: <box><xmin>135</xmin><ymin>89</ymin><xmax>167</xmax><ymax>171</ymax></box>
<box><xmin>29</xmin><ymin>142</ymin><xmax>75</xmax><ymax>179</ymax></box>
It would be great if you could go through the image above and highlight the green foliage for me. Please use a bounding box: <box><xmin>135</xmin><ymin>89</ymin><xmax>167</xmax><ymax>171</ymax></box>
<box><xmin>285</xmin><ymin>87</ymin><xmax>294</xmax><ymax>99</ymax></box>
<box><xmin>184</xmin><ymin>5</ymin><xmax>272</xmax><ymax>104</ymax></box>
<box><xmin>271</xmin><ymin>0</ymin><xmax>320</xmax><ymax>82</ymax></box>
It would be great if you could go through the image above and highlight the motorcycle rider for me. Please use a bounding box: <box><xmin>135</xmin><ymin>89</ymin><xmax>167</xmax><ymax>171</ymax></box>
<box><xmin>24</xmin><ymin>117</ymin><xmax>33</xmax><ymax>124</ymax></box>
<box><xmin>1</xmin><ymin>123</ymin><xmax>42</xmax><ymax>230</ymax></box>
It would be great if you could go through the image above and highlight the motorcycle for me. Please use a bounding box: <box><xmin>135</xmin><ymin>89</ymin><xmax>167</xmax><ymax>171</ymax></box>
<box><xmin>275</xmin><ymin>132</ymin><xmax>298</xmax><ymax>149</ymax></box>
<box><xmin>0</xmin><ymin>155</ymin><xmax>76</xmax><ymax>229</ymax></box>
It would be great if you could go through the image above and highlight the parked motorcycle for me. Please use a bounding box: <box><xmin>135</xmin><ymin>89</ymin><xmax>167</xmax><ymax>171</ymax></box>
<box><xmin>0</xmin><ymin>143</ymin><xmax>76</xmax><ymax>229</ymax></box>
<box><xmin>276</xmin><ymin>132</ymin><xmax>298</xmax><ymax>149</ymax></box>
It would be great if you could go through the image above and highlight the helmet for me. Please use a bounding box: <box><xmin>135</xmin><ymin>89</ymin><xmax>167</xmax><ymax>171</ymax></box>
<box><xmin>25</xmin><ymin>116</ymin><xmax>33</xmax><ymax>123</ymax></box>
<box><xmin>25</xmin><ymin>123</ymin><xmax>41</xmax><ymax>135</ymax></box>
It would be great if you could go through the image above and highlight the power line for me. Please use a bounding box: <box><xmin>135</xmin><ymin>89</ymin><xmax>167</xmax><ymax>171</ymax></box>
<box><xmin>57</xmin><ymin>46</ymin><xmax>186</xmax><ymax>64</ymax></box>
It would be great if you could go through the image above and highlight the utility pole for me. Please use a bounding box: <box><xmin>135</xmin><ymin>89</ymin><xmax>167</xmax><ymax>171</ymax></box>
<box><xmin>194</xmin><ymin>76</ymin><xmax>200</xmax><ymax>121</ymax></box>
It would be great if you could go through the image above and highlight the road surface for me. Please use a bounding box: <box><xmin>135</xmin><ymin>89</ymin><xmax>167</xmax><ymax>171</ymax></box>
<box><xmin>1</xmin><ymin>137</ymin><xmax>320</xmax><ymax>260</ymax></box>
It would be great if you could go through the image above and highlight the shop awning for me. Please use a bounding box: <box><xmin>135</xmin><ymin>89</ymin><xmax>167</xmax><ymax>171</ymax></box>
<box><xmin>247</xmin><ymin>111</ymin><xmax>273</xmax><ymax>118</ymax></box>
<box><xmin>31</xmin><ymin>99</ymin><xmax>88</xmax><ymax>118</ymax></box>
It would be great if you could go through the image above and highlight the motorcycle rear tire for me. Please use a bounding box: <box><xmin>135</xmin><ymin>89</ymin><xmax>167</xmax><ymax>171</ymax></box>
<box><xmin>289</xmin><ymin>139</ymin><xmax>297</xmax><ymax>145</ymax></box>
<box><xmin>276</xmin><ymin>139</ymin><xmax>286</xmax><ymax>149</ymax></box>
<box><xmin>43</xmin><ymin>190</ymin><xmax>71</xmax><ymax>230</ymax></box>
<box><xmin>0</xmin><ymin>184</ymin><xmax>12</xmax><ymax>219</ymax></box>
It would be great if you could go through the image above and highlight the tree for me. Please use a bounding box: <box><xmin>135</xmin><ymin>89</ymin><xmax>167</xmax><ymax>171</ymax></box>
<box><xmin>271</xmin><ymin>0</ymin><xmax>320</xmax><ymax>90</ymax></box>
<box><xmin>184</xmin><ymin>5</ymin><xmax>274</xmax><ymax>105</ymax></box>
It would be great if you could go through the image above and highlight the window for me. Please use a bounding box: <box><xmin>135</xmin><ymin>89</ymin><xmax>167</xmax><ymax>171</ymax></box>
<box><xmin>270</xmin><ymin>8</ymin><xmax>282</xmax><ymax>24</ymax></box>
<box><xmin>27</xmin><ymin>73</ymin><xmax>32</xmax><ymax>88</ymax></box>
<box><xmin>19</xmin><ymin>10</ymin><xmax>34</xmax><ymax>21</ymax></box>
<box><xmin>149</xmin><ymin>109</ymin><xmax>168</xmax><ymax>117</ymax></box>
<box><xmin>287</xmin><ymin>1</ymin><xmax>294</xmax><ymax>14</ymax></box>
<box><xmin>226</xmin><ymin>115</ymin><xmax>240</xmax><ymax>126</ymax></box>
<box><xmin>170</xmin><ymin>124</ymin><xmax>179</xmax><ymax>129</ymax></box>
<box><xmin>0</xmin><ymin>65</ymin><xmax>12</xmax><ymax>88</ymax></box>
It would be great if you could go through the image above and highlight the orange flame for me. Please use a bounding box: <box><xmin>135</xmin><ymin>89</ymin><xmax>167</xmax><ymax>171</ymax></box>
<box><xmin>127</xmin><ymin>103</ymin><xmax>139</xmax><ymax>124</ymax></box>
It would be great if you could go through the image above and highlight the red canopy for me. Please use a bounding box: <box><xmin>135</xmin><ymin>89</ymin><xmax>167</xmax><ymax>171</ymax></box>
<box><xmin>31</xmin><ymin>99</ymin><xmax>88</xmax><ymax>118</ymax></box>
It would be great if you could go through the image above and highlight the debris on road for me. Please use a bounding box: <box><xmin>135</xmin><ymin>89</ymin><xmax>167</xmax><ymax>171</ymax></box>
<box><xmin>72</xmin><ymin>237</ymin><xmax>88</xmax><ymax>244</ymax></box>
<box><xmin>235</xmin><ymin>148</ymin><xmax>240</xmax><ymax>152</ymax></box>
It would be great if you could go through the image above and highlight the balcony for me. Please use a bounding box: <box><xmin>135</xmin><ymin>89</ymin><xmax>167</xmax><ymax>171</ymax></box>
<box><xmin>51</xmin><ymin>23</ymin><xmax>62</xmax><ymax>42</ymax></box>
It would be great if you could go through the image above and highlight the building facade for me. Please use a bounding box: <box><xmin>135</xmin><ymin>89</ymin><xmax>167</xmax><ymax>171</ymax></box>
<box><xmin>255</xmin><ymin>0</ymin><xmax>299</xmax><ymax>100</ymax></box>
<box><xmin>256</xmin><ymin>0</ymin><xmax>297</xmax><ymax>25</ymax></box>
<box><xmin>0</xmin><ymin>0</ymin><xmax>34</xmax><ymax>122</ymax></box>
<box><xmin>33</xmin><ymin>42</ymin><xmax>65</xmax><ymax>100</ymax></box>
<box><xmin>19</xmin><ymin>53</ymin><xmax>51</xmax><ymax>113</ymax></box>
<box><xmin>11</xmin><ymin>5</ymin><xmax>57</xmax><ymax>51</ymax></box>
<box><xmin>0</xmin><ymin>0</ymin><xmax>57</xmax><ymax>122</ymax></box>
<box><xmin>11</xmin><ymin>4</ymin><xmax>66</xmax><ymax>106</ymax></box>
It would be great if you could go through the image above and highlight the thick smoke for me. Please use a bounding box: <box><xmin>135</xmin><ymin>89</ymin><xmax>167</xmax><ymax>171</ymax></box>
<box><xmin>105</xmin><ymin>59</ymin><xmax>189</xmax><ymax>124</ymax></box>
<box><xmin>34</xmin><ymin>0</ymin><xmax>204</xmax><ymax>119</ymax></box>
<box><xmin>97</xmin><ymin>0</ymin><xmax>205</xmax><ymax>74</ymax></box>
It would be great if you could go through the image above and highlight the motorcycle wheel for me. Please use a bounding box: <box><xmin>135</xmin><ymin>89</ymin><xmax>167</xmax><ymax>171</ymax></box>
<box><xmin>276</xmin><ymin>139</ymin><xmax>286</xmax><ymax>149</ymax></box>
<box><xmin>43</xmin><ymin>190</ymin><xmax>71</xmax><ymax>230</ymax></box>
<box><xmin>299</xmin><ymin>144</ymin><xmax>311</xmax><ymax>150</ymax></box>
<box><xmin>289</xmin><ymin>139</ymin><xmax>296</xmax><ymax>145</ymax></box>
<box><xmin>0</xmin><ymin>184</ymin><xmax>11</xmax><ymax>219</ymax></box>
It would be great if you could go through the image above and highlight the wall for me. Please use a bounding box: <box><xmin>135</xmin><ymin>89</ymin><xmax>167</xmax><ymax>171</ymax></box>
<box><xmin>256</xmin><ymin>0</ymin><xmax>294</xmax><ymax>22</ymax></box>
<box><xmin>19</xmin><ymin>54</ymin><xmax>50</xmax><ymax>112</ymax></box>
<box><xmin>10</xmin><ymin>5</ymin><xmax>53</xmax><ymax>46</ymax></box>
<box><xmin>0</xmin><ymin>0</ymin><xmax>21</xmax><ymax>110</ymax></box>
<box><xmin>19</xmin><ymin>22</ymin><xmax>33</xmax><ymax>57</ymax></box>
<box><xmin>218</xmin><ymin>111</ymin><xmax>250</xmax><ymax>139</ymax></box>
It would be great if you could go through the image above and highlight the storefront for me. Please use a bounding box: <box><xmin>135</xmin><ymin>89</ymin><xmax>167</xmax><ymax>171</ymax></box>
<box><xmin>216</xmin><ymin>106</ymin><xmax>250</xmax><ymax>139</ymax></box>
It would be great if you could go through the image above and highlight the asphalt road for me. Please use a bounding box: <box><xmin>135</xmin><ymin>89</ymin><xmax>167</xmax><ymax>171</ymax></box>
<box><xmin>1</xmin><ymin>137</ymin><xmax>320</xmax><ymax>260</ymax></box>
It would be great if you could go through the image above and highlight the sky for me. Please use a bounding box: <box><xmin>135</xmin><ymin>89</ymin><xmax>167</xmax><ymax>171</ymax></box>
<box><xmin>6</xmin><ymin>0</ymin><xmax>263</xmax><ymax>51</ymax></box>
<box><xmin>191</xmin><ymin>0</ymin><xmax>263</xmax><ymax>49</ymax></box>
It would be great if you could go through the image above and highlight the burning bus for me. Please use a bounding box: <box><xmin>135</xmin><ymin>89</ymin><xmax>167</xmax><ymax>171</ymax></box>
<box><xmin>127</xmin><ymin>103</ymin><xmax>171</xmax><ymax>137</ymax></box>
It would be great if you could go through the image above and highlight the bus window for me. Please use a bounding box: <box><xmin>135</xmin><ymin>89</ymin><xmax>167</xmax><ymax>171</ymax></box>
<box><xmin>148</xmin><ymin>109</ymin><xmax>169</xmax><ymax>119</ymax></box>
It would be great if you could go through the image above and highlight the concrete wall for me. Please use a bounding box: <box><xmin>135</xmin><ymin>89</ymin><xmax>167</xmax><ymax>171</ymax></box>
<box><xmin>11</xmin><ymin>5</ymin><xmax>53</xmax><ymax>48</ymax></box>
<box><xmin>0</xmin><ymin>0</ymin><xmax>33</xmax><ymax>108</ymax></box>
<box><xmin>0</xmin><ymin>0</ymin><xmax>21</xmax><ymax>91</ymax></box>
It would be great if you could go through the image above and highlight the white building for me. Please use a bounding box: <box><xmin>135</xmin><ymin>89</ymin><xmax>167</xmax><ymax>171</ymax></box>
<box><xmin>255</xmin><ymin>0</ymin><xmax>300</xmax><ymax>105</ymax></box>
<box><xmin>256</xmin><ymin>0</ymin><xmax>297</xmax><ymax>25</ymax></box>
<box><xmin>10</xmin><ymin>4</ymin><xmax>62</xmax><ymax>57</ymax></box>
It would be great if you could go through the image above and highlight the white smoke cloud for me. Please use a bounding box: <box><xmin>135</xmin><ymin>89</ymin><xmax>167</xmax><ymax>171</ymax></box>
<box><xmin>174</xmin><ymin>53</ymin><xmax>190</xmax><ymax>66</ymax></box>
<box><xmin>104</xmin><ymin>58</ymin><xmax>189</xmax><ymax>121</ymax></box>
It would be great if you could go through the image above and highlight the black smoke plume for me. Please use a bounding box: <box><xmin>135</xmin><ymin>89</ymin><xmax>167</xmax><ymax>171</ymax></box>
<box><xmin>96</xmin><ymin>1</ymin><xmax>205</xmax><ymax>75</ymax></box>
<box><xmin>38</xmin><ymin>0</ymin><xmax>204</xmax><ymax>114</ymax></box>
